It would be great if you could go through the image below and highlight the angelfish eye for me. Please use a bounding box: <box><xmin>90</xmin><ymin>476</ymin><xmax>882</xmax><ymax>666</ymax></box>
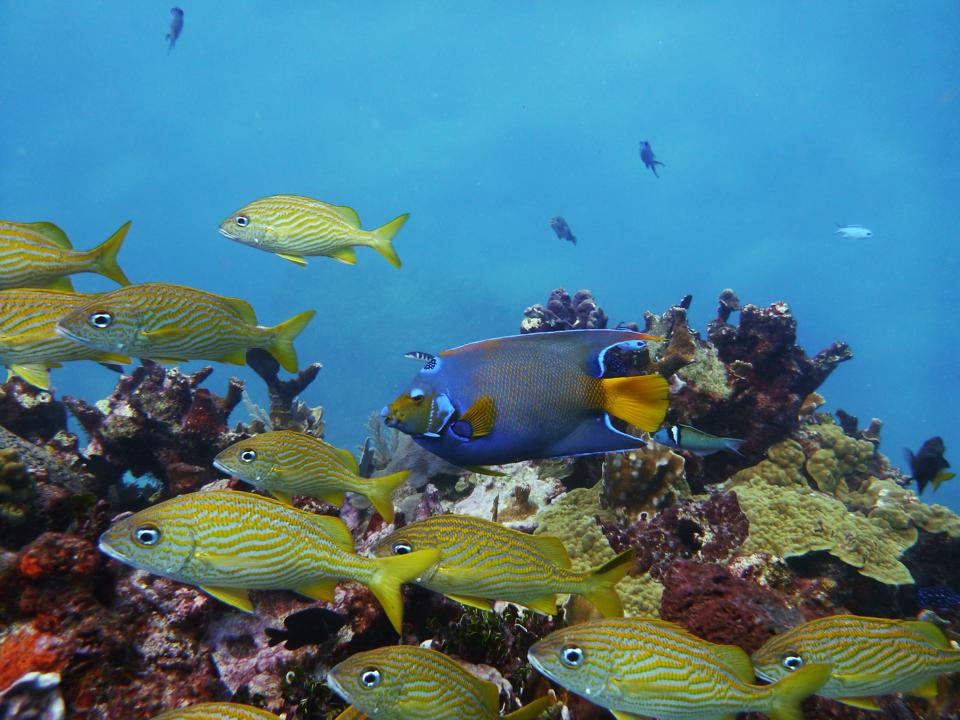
<box><xmin>393</xmin><ymin>542</ymin><xmax>412</xmax><ymax>555</ymax></box>
<box><xmin>239</xmin><ymin>449</ymin><xmax>257</xmax><ymax>463</ymax></box>
<box><xmin>89</xmin><ymin>312</ymin><xmax>113</xmax><ymax>329</ymax></box>
<box><xmin>360</xmin><ymin>668</ymin><xmax>381</xmax><ymax>688</ymax></box>
<box><xmin>409</xmin><ymin>388</ymin><xmax>424</xmax><ymax>403</ymax></box>
<box><xmin>134</xmin><ymin>524</ymin><xmax>162</xmax><ymax>546</ymax></box>
<box><xmin>561</xmin><ymin>644</ymin><xmax>584</xmax><ymax>667</ymax></box>
<box><xmin>781</xmin><ymin>653</ymin><xmax>804</xmax><ymax>672</ymax></box>
<box><xmin>235</xmin><ymin>215</ymin><xmax>249</xmax><ymax>227</ymax></box>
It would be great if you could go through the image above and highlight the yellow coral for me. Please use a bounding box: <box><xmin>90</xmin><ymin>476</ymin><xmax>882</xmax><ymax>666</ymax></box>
<box><xmin>677</xmin><ymin>343</ymin><xmax>732</xmax><ymax>400</ymax></box>
<box><xmin>848</xmin><ymin>477</ymin><xmax>960</xmax><ymax>539</ymax></box>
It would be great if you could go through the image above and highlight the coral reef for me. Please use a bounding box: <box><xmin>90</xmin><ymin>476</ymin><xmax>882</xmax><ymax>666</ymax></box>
<box><xmin>520</xmin><ymin>288</ymin><xmax>607</xmax><ymax>333</ymax></box>
<box><xmin>244</xmin><ymin>349</ymin><xmax>323</xmax><ymax>436</ymax></box>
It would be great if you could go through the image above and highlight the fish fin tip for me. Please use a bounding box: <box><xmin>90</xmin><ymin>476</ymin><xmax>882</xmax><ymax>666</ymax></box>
<box><xmin>836</xmin><ymin>697</ymin><xmax>883</xmax><ymax>710</ymax></box>
<box><xmin>90</xmin><ymin>221</ymin><xmax>132</xmax><ymax>285</ymax></box>
<box><xmin>446</xmin><ymin>594</ymin><xmax>496</xmax><ymax>611</ymax></box>
<box><xmin>371</xmin><ymin>548</ymin><xmax>440</xmax><ymax>632</ymax></box>
<box><xmin>10</xmin><ymin>364</ymin><xmax>52</xmax><ymax>389</ymax></box>
<box><xmin>768</xmin><ymin>662</ymin><xmax>832</xmax><ymax>720</ymax></box>
<box><xmin>370</xmin><ymin>213</ymin><xmax>408</xmax><ymax>269</ymax></box>
<box><xmin>529</xmin><ymin>534</ymin><xmax>572</xmax><ymax>569</ymax></box>
<box><xmin>522</xmin><ymin>594</ymin><xmax>560</xmax><ymax>615</ymax></box>
<box><xmin>331</xmin><ymin>204</ymin><xmax>361</xmax><ymax>226</ymax></box>
<box><xmin>329</xmin><ymin>246</ymin><xmax>357</xmax><ymax>265</ymax></box>
<box><xmin>277</xmin><ymin>252</ymin><xmax>309</xmax><ymax>266</ymax></box>
<box><xmin>908</xmin><ymin>677</ymin><xmax>939</xmax><ymax>699</ymax></box>
<box><xmin>366</xmin><ymin>470</ymin><xmax>409</xmax><ymax>524</ymax></box>
<box><xmin>501</xmin><ymin>696</ymin><xmax>553</xmax><ymax>720</ymax></box>
<box><xmin>201</xmin><ymin>585</ymin><xmax>254</xmax><ymax>612</ymax></box>
<box><xmin>600</xmin><ymin>374</ymin><xmax>669</xmax><ymax>432</ymax></box>
<box><xmin>318</xmin><ymin>491</ymin><xmax>347</xmax><ymax>508</ymax></box>
<box><xmin>295</xmin><ymin>578</ymin><xmax>338</xmax><ymax>603</ymax></box>
<box><xmin>583</xmin><ymin>549</ymin><xmax>634</xmax><ymax>617</ymax></box>
<box><xmin>272</xmin><ymin>491</ymin><xmax>296</xmax><ymax>506</ymax></box>
<box><xmin>267</xmin><ymin>309</ymin><xmax>316</xmax><ymax>372</ymax></box>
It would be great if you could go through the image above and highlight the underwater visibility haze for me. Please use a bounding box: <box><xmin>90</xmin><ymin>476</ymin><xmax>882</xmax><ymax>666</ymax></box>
<box><xmin>1</xmin><ymin>3</ymin><xmax>960</xmax><ymax>719</ymax></box>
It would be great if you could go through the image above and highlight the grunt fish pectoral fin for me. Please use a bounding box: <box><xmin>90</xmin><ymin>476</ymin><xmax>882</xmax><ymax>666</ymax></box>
<box><xmin>712</xmin><ymin>644</ymin><xmax>755</xmax><ymax>683</ymax></box>
<box><xmin>445</xmin><ymin>593</ymin><xmax>496</xmax><ymax>611</ymax></box>
<box><xmin>835</xmin><ymin>697</ymin><xmax>883</xmax><ymax>711</ymax></box>
<box><xmin>329</xmin><ymin>247</ymin><xmax>357</xmax><ymax>265</ymax></box>
<box><xmin>277</xmin><ymin>252</ymin><xmax>309</xmax><ymax>267</ymax></box>
<box><xmin>201</xmin><ymin>585</ymin><xmax>254</xmax><ymax>612</ymax></box>
<box><xmin>521</xmin><ymin>594</ymin><xmax>560</xmax><ymax>615</ymax></box>
<box><xmin>10</xmin><ymin>364</ymin><xmax>53</xmax><ymax>390</ymax></box>
<box><xmin>294</xmin><ymin>578</ymin><xmax>338</xmax><ymax>603</ymax></box>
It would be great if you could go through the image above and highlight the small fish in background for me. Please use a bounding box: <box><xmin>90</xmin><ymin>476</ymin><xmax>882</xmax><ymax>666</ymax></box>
<box><xmin>326</xmin><ymin>645</ymin><xmax>552</xmax><ymax>720</ymax></box>
<box><xmin>918</xmin><ymin>586</ymin><xmax>960</xmax><ymax>611</ymax></box>
<box><xmin>151</xmin><ymin>702</ymin><xmax>278</xmax><ymax>720</ymax></box>
<box><xmin>166</xmin><ymin>7</ymin><xmax>184</xmax><ymax>52</ymax></box>
<box><xmin>220</xmin><ymin>194</ymin><xmax>409</xmax><ymax>269</ymax></box>
<box><xmin>752</xmin><ymin>614</ymin><xmax>960</xmax><ymax>712</ymax></box>
<box><xmin>528</xmin><ymin>617</ymin><xmax>830</xmax><ymax>720</ymax></box>
<box><xmin>265</xmin><ymin>607</ymin><xmax>347</xmax><ymax>650</ymax></box>
<box><xmin>653</xmin><ymin>424</ymin><xmax>744</xmax><ymax>456</ymax></box>
<box><xmin>834</xmin><ymin>223</ymin><xmax>873</xmax><ymax>239</ymax></box>
<box><xmin>907</xmin><ymin>437</ymin><xmax>955</xmax><ymax>494</ymax></box>
<box><xmin>639</xmin><ymin>140</ymin><xmax>665</xmax><ymax>177</ymax></box>
<box><xmin>549</xmin><ymin>216</ymin><xmax>576</xmax><ymax>245</ymax></box>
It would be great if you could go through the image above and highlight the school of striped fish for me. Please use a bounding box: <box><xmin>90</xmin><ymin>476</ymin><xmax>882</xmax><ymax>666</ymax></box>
<box><xmin>8</xmin><ymin>201</ymin><xmax>960</xmax><ymax>719</ymax></box>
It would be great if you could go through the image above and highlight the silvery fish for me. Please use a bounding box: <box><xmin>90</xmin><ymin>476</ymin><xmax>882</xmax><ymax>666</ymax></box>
<box><xmin>528</xmin><ymin>617</ymin><xmax>831</xmax><ymax>720</ymax></box>
<box><xmin>97</xmin><ymin>490</ymin><xmax>438</xmax><ymax>633</ymax></box>
<box><xmin>55</xmin><ymin>282</ymin><xmax>315</xmax><ymax>372</ymax></box>
<box><xmin>373</xmin><ymin>514</ymin><xmax>634</xmax><ymax>616</ymax></box>
<box><xmin>834</xmin><ymin>224</ymin><xmax>873</xmax><ymax>239</ymax></box>
<box><xmin>752</xmin><ymin>614</ymin><xmax>960</xmax><ymax>712</ymax></box>
<box><xmin>213</xmin><ymin>430</ymin><xmax>409</xmax><ymax>522</ymax></box>
<box><xmin>327</xmin><ymin>645</ymin><xmax>552</xmax><ymax>720</ymax></box>
<box><xmin>0</xmin><ymin>219</ymin><xmax>131</xmax><ymax>290</ymax></box>
<box><xmin>0</xmin><ymin>288</ymin><xmax>129</xmax><ymax>389</ymax></box>
<box><xmin>219</xmin><ymin>194</ymin><xmax>408</xmax><ymax>269</ymax></box>
<box><xmin>653</xmin><ymin>424</ymin><xmax>744</xmax><ymax>456</ymax></box>
<box><xmin>151</xmin><ymin>703</ymin><xmax>277</xmax><ymax>719</ymax></box>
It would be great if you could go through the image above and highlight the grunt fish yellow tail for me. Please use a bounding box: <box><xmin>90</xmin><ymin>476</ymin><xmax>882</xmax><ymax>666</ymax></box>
<box><xmin>368</xmin><ymin>548</ymin><xmax>439</xmax><ymax>633</ymax></box>
<box><xmin>81</xmin><ymin>221</ymin><xmax>132</xmax><ymax>286</ymax></box>
<box><xmin>502</xmin><ymin>696</ymin><xmax>552</xmax><ymax>720</ymax></box>
<box><xmin>366</xmin><ymin>469</ymin><xmax>410</xmax><ymax>524</ymax></box>
<box><xmin>266</xmin><ymin>309</ymin><xmax>316</xmax><ymax>373</ymax></box>
<box><xmin>580</xmin><ymin>548</ymin><xmax>635</xmax><ymax>618</ymax></box>
<box><xmin>600</xmin><ymin>373</ymin><xmax>669</xmax><ymax>432</ymax></box>
<box><xmin>367</xmin><ymin>213</ymin><xmax>408</xmax><ymax>269</ymax></box>
<box><xmin>767</xmin><ymin>662</ymin><xmax>832</xmax><ymax>720</ymax></box>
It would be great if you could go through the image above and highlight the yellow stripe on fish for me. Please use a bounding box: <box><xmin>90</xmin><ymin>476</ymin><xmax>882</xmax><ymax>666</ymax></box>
<box><xmin>97</xmin><ymin>490</ymin><xmax>437</xmax><ymax>633</ymax></box>
<box><xmin>213</xmin><ymin>430</ymin><xmax>409</xmax><ymax>522</ymax></box>
<box><xmin>0</xmin><ymin>219</ymin><xmax>131</xmax><ymax>289</ymax></box>
<box><xmin>373</xmin><ymin>513</ymin><xmax>634</xmax><ymax>616</ymax></box>
<box><xmin>150</xmin><ymin>702</ymin><xmax>279</xmax><ymax>719</ymax></box>
<box><xmin>528</xmin><ymin>617</ymin><xmax>831</xmax><ymax>720</ymax></box>
<box><xmin>327</xmin><ymin>645</ymin><xmax>552</xmax><ymax>720</ymax></box>
<box><xmin>54</xmin><ymin>282</ymin><xmax>315</xmax><ymax>372</ymax></box>
<box><xmin>752</xmin><ymin>614</ymin><xmax>960</xmax><ymax>711</ymax></box>
<box><xmin>0</xmin><ymin>288</ymin><xmax>130</xmax><ymax>389</ymax></box>
<box><xmin>219</xmin><ymin>194</ymin><xmax>408</xmax><ymax>269</ymax></box>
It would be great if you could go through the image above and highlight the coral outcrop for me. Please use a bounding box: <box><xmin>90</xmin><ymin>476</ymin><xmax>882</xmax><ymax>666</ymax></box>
<box><xmin>520</xmin><ymin>288</ymin><xmax>607</xmax><ymax>333</ymax></box>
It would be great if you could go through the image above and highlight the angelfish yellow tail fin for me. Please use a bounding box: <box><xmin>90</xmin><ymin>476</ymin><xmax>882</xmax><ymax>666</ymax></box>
<box><xmin>369</xmin><ymin>213</ymin><xmax>408</xmax><ymax>269</ymax></box>
<box><xmin>266</xmin><ymin>309</ymin><xmax>316</xmax><ymax>373</ymax></box>
<box><xmin>600</xmin><ymin>374</ymin><xmax>669</xmax><ymax>432</ymax></box>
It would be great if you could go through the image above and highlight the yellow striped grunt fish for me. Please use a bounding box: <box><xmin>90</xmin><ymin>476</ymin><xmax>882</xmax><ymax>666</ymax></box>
<box><xmin>213</xmin><ymin>430</ymin><xmax>410</xmax><ymax>522</ymax></box>
<box><xmin>373</xmin><ymin>514</ymin><xmax>634</xmax><ymax>617</ymax></box>
<box><xmin>219</xmin><ymin>194</ymin><xmax>408</xmax><ymax>269</ymax></box>
<box><xmin>151</xmin><ymin>702</ymin><xmax>278</xmax><ymax>719</ymax></box>
<box><xmin>0</xmin><ymin>288</ymin><xmax>129</xmax><ymax>389</ymax></box>
<box><xmin>752</xmin><ymin>614</ymin><xmax>960</xmax><ymax>711</ymax></box>
<box><xmin>528</xmin><ymin>617</ymin><xmax>831</xmax><ymax>720</ymax></box>
<box><xmin>97</xmin><ymin>490</ymin><xmax>438</xmax><ymax>633</ymax></box>
<box><xmin>54</xmin><ymin>282</ymin><xmax>315</xmax><ymax>372</ymax></box>
<box><xmin>0</xmin><ymin>219</ymin><xmax>131</xmax><ymax>290</ymax></box>
<box><xmin>327</xmin><ymin>644</ymin><xmax>552</xmax><ymax>720</ymax></box>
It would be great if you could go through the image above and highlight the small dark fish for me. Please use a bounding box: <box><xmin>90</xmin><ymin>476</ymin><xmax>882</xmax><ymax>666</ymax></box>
<box><xmin>918</xmin><ymin>586</ymin><xmax>960</xmax><ymax>611</ymax></box>
<box><xmin>549</xmin><ymin>216</ymin><xmax>577</xmax><ymax>245</ymax></box>
<box><xmin>906</xmin><ymin>437</ymin><xmax>955</xmax><ymax>494</ymax></box>
<box><xmin>166</xmin><ymin>7</ymin><xmax>184</xmax><ymax>52</ymax></box>
<box><xmin>265</xmin><ymin>607</ymin><xmax>347</xmax><ymax>650</ymax></box>
<box><xmin>639</xmin><ymin>140</ymin><xmax>664</xmax><ymax>178</ymax></box>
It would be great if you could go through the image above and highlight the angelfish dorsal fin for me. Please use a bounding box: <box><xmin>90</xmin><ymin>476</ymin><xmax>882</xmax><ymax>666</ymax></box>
<box><xmin>404</xmin><ymin>351</ymin><xmax>437</xmax><ymax>371</ymax></box>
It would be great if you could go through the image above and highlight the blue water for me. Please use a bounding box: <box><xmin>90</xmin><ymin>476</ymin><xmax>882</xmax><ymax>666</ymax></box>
<box><xmin>2</xmin><ymin>4</ymin><xmax>958</xmax><ymax>505</ymax></box>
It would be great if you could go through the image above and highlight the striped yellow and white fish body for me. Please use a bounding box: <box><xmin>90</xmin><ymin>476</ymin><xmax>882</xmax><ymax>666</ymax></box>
<box><xmin>54</xmin><ymin>282</ymin><xmax>315</xmax><ymax>372</ymax></box>
<box><xmin>151</xmin><ymin>702</ymin><xmax>279</xmax><ymax>719</ymax></box>
<box><xmin>528</xmin><ymin>617</ymin><xmax>831</xmax><ymax>720</ymax></box>
<box><xmin>373</xmin><ymin>513</ymin><xmax>634</xmax><ymax>617</ymax></box>
<box><xmin>326</xmin><ymin>645</ymin><xmax>552</xmax><ymax>720</ymax></box>
<box><xmin>97</xmin><ymin>490</ymin><xmax>438</xmax><ymax>633</ymax></box>
<box><xmin>752</xmin><ymin>614</ymin><xmax>960</xmax><ymax>711</ymax></box>
<box><xmin>219</xmin><ymin>194</ymin><xmax>408</xmax><ymax>269</ymax></box>
<box><xmin>0</xmin><ymin>288</ymin><xmax>129</xmax><ymax>389</ymax></box>
<box><xmin>213</xmin><ymin>430</ymin><xmax>409</xmax><ymax>522</ymax></box>
<box><xmin>0</xmin><ymin>220</ymin><xmax>131</xmax><ymax>289</ymax></box>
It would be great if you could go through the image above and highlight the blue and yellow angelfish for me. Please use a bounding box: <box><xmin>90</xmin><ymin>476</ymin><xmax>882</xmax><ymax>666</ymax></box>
<box><xmin>382</xmin><ymin>329</ymin><xmax>669</xmax><ymax>467</ymax></box>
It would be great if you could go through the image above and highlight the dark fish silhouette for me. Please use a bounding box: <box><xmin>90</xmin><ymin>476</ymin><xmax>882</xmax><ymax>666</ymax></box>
<box><xmin>918</xmin><ymin>586</ymin><xmax>960</xmax><ymax>611</ymax></box>
<box><xmin>906</xmin><ymin>436</ymin><xmax>955</xmax><ymax>494</ymax></box>
<box><xmin>265</xmin><ymin>607</ymin><xmax>347</xmax><ymax>650</ymax></box>
<box><xmin>549</xmin><ymin>216</ymin><xmax>577</xmax><ymax>245</ymax></box>
<box><xmin>166</xmin><ymin>7</ymin><xmax>184</xmax><ymax>52</ymax></box>
<box><xmin>639</xmin><ymin>141</ymin><xmax>664</xmax><ymax>178</ymax></box>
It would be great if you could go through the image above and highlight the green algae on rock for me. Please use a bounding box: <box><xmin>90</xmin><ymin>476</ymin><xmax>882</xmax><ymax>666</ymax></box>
<box><xmin>0</xmin><ymin>447</ymin><xmax>36</xmax><ymax>529</ymax></box>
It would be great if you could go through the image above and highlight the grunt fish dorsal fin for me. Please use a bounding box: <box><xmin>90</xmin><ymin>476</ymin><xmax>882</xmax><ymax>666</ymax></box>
<box><xmin>277</xmin><ymin>252</ymin><xmax>308</xmax><ymax>267</ymax></box>
<box><xmin>336</xmin><ymin>447</ymin><xmax>360</xmax><ymax>474</ymax></box>
<box><xmin>529</xmin><ymin>534</ymin><xmax>572</xmax><ymax>569</ymax></box>
<box><xmin>306</xmin><ymin>513</ymin><xmax>354</xmax><ymax>551</ymax></box>
<box><xmin>331</xmin><ymin>204</ymin><xmax>361</xmax><ymax>227</ymax></box>
<box><xmin>456</xmin><ymin>395</ymin><xmax>496</xmax><ymax>439</ymax></box>
<box><xmin>200</xmin><ymin>585</ymin><xmax>254</xmax><ymax>612</ymax></box>
<box><xmin>903</xmin><ymin>620</ymin><xmax>951</xmax><ymax>648</ymax></box>
<box><xmin>712</xmin><ymin>643</ymin><xmax>755</xmax><ymax>683</ymax></box>
<box><xmin>25</xmin><ymin>221</ymin><xmax>72</xmax><ymax>249</ymax></box>
<box><xmin>222</xmin><ymin>296</ymin><xmax>258</xmax><ymax>324</ymax></box>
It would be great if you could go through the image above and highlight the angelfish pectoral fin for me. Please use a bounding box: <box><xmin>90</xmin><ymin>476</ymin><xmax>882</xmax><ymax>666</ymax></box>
<box><xmin>201</xmin><ymin>585</ymin><xmax>254</xmax><ymax>612</ymax></box>
<box><xmin>454</xmin><ymin>395</ymin><xmax>496</xmax><ymax>439</ymax></box>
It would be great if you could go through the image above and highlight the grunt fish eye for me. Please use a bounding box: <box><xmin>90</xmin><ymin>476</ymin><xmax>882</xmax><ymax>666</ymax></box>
<box><xmin>392</xmin><ymin>542</ymin><xmax>413</xmax><ymax>555</ymax></box>
<box><xmin>409</xmin><ymin>388</ymin><xmax>424</xmax><ymax>403</ymax></box>
<box><xmin>235</xmin><ymin>215</ymin><xmax>249</xmax><ymax>227</ymax></box>
<box><xmin>561</xmin><ymin>644</ymin><xmax>584</xmax><ymax>667</ymax></box>
<box><xmin>360</xmin><ymin>668</ymin><xmax>381</xmax><ymax>687</ymax></box>
<box><xmin>239</xmin><ymin>449</ymin><xmax>257</xmax><ymax>463</ymax></box>
<box><xmin>134</xmin><ymin>524</ymin><xmax>162</xmax><ymax>546</ymax></box>
<box><xmin>781</xmin><ymin>653</ymin><xmax>804</xmax><ymax>672</ymax></box>
<box><xmin>89</xmin><ymin>311</ymin><xmax>113</xmax><ymax>329</ymax></box>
